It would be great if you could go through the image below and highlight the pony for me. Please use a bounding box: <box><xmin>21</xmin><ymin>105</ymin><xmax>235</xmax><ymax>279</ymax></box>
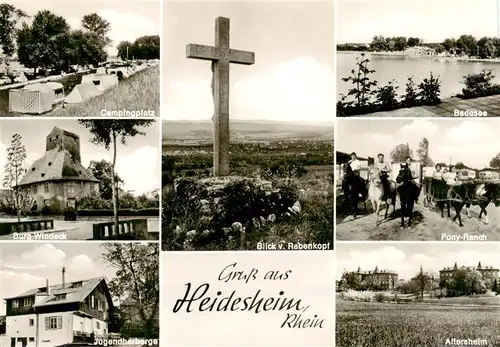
<box><xmin>431</xmin><ymin>179</ymin><xmax>475</xmax><ymax>227</ymax></box>
<box><xmin>341</xmin><ymin>163</ymin><xmax>367</xmax><ymax>218</ymax></box>
<box><xmin>396</xmin><ymin>164</ymin><xmax>420</xmax><ymax>228</ymax></box>
<box><xmin>367</xmin><ymin>167</ymin><xmax>396</xmax><ymax>225</ymax></box>
<box><xmin>464</xmin><ymin>182</ymin><xmax>500</xmax><ymax>224</ymax></box>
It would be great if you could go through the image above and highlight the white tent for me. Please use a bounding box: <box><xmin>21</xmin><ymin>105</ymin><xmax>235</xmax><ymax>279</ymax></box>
<box><xmin>14</xmin><ymin>72</ymin><xmax>28</xmax><ymax>83</ymax></box>
<box><xmin>81</xmin><ymin>74</ymin><xmax>118</xmax><ymax>91</ymax></box>
<box><xmin>65</xmin><ymin>83</ymin><xmax>102</xmax><ymax>104</ymax></box>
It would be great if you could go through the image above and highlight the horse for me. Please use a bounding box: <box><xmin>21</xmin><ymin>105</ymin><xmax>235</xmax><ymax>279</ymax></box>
<box><xmin>367</xmin><ymin>167</ymin><xmax>396</xmax><ymax>225</ymax></box>
<box><xmin>341</xmin><ymin>163</ymin><xmax>367</xmax><ymax>218</ymax></box>
<box><xmin>396</xmin><ymin>165</ymin><xmax>420</xmax><ymax>228</ymax></box>
<box><xmin>464</xmin><ymin>182</ymin><xmax>500</xmax><ymax>224</ymax></box>
<box><xmin>431</xmin><ymin>179</ymin><xmax>475</xmax><ymax>227</ymax></box>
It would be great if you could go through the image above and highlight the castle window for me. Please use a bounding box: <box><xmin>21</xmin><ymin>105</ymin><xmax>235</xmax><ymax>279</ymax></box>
<box><xmin>67</xmin><ymin>182</ymin><xmax>75</xmax><ymax>194</ymax></box>
<box><xmin>29</xmin><ymin>338</ymin><xmax>34</xmax><ymax>342</ymax></box>
<box><xmin>31</xmin><ymin>167</ymin><xmax>36</xmax><ymax>171</ymax></box>
<box><xmin>29</xmin><ymin>319</ymin><xmax>34</xmax><ymax>326</ymax></box>
<box><xmin>96</xmin><ymin>321</ymin><xmax>100</xmax><ymax>329</ymax></box>
<box><xmin>44</xmin><ymin>183</ymin><xmax>49</xmax><ymax>193</ymax></box>
<box><xmin>48</xmin><ymin>162</ymin><xmax>52</xmax><ymax>166</ymax></box>
<box><xmin>41</xmin><ymin>173</ymin><xmax>45</xmax><ymax>177</ymax></box>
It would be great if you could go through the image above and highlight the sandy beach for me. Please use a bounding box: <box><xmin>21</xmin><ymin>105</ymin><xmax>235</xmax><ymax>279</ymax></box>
<box><xmin>337</xmin><ymin>50</ymin><xmax>500</xmax><ymax>64</ymax></box>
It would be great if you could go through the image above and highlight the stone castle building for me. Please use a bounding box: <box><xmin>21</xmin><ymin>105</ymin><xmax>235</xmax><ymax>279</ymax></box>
<box><xmin>349</xmin><ymin>266</ymin><xmax>399</xmax><ymax>290</ymax></box>
<box><xmin>18</xmin><ymin>127</ymin><xmax>100</xmax><ymax>211</ymax></box>
<box><xmin>439</xmin><ymin>262</ymin><xmax>499</xmax><ymax>288</ymax></box>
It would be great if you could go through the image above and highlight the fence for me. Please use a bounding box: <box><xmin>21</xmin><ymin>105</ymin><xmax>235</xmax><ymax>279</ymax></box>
<box><xmin>92</xmin><ymin>219</ymin><xmax>150</xmax><ymax>240</ymax></box>
<box><xmin>0</xmin><ymin>219</ymin><xmax>54</xmax><ymax>235</ymax></box>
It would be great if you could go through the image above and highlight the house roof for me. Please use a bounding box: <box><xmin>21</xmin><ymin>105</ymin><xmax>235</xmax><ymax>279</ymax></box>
<box><xmin>5</xmin><ymin>277</ymin><xmax>107</xmax><ymax>307</ymax></box>
<box><xmin>18</xmin><ymin>148</ymin><xmax>99</xmax><ymax>186</ymax></box>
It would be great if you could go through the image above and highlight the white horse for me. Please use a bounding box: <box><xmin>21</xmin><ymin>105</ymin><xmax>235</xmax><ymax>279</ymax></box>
<box><xmin>368</xmin><ymin>167</ymin><xmax>397</xmax><ymax>225</ymax></box>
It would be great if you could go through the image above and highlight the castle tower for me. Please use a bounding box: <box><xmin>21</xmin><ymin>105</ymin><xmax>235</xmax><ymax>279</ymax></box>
<box><xmin>477</xmin><ymin>261</ymin><xmax>482</xmax><ymax>269</ymax></box>
<box><xmin>454</xmin><ymin>262</ymin><xmax>458</xmax><ymax>270</ymax></box>
<box><xmin>46</xmin><ymin>127</ymin><xmax>81</xmax><ymax>163</ymax></box>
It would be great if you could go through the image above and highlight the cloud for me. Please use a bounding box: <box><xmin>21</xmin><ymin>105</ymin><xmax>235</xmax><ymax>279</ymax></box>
<box><xmin>339</xmin><ymin>119</ymin><xmax>500</xmax><ymax>169</ymax></box>
<box><xmin>85</xmin><ymin>145</ymin><xmax>160</xmax><ymax>195</ymax></box>
<box><xmin>164</xmin><ymin>56</ymin><xmax>335</xmax><ymax>124</ymax></box>
<box><xmin>4</xmin><ymin>244</ymin><xmax>66</xmax><ymax>270</ymax></box>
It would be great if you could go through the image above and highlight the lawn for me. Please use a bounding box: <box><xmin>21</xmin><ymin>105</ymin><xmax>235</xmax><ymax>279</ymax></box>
<box><xmin>49</xmin><ymin>66</ymin><xmax>159</xmax><ymax>117</ymax></box>
<box><xmin>336</xmin><ymin>300</ymin><xmax>500</xmax><ymax>347</ymax></box>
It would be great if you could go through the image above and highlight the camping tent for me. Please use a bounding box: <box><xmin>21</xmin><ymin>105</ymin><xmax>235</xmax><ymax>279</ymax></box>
<box><xmin>81</xmin><ymin>74</ymin><xmax>118</xmax><ymax>91</ymax></box>
<box><xmin>14</xmin><ymin>72</ymin><xmax>28</xmax><ymax>83</ymax></box>
<box><xmin>65</xmin><ymin>83</ymin><xmax>102</xmax><ymax>104</ymax></box>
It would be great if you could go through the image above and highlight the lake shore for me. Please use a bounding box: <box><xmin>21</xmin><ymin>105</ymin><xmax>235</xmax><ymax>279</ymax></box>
<box><xmin>338</xmin><ymin>50</ymin><xmax>500</xmax><ymax>64</ymax></box>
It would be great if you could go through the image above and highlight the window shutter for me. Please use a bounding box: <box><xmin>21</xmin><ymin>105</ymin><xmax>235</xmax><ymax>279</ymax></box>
<box><xmin>45</xmin><ymin>317</ymin><xmax>49</xmax><ymax>330</ymax></box>
<box><xmin>57</xmin><ymin>316</ymin><xmax>62</xmax><ymax>329</ymax></box>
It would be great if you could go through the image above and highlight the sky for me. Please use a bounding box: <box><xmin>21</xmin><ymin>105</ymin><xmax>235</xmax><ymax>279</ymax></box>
<box><xmin>336</xmin><ymin>119</ymin><xmax>500</xmax><ymax>169</ymax></box>
<box><xmin>162</xmin><ymin>251</ymin><xmax>334</xmax><ymax>346</ymax></box>
<box><xmin>0</xmin><ymin>243</ymin><xmax>118</xmax><ymax>315</ymax></box>
<box><xmin>0</xmin><ymin>119</ymin><xmax>160</xmax><ymax>195</ymax></box>
<box><xmin>338</xmin><ymin>0</ymin><xmax>500</xmax><ymax>44</ymax></box>
<box><xmin>336</xmin><ymin>243</ymin><xmax>500</xmax><ymax>281</ymax></box>
<box><xmin>10</xmin><ymin>0</ymin><xmax>160</xmax><ymax>56</ymax></box>
<box><xmin>163</xmin><ymin>1</ymin><xmax>334</xmax><ymax>125</ymax></box>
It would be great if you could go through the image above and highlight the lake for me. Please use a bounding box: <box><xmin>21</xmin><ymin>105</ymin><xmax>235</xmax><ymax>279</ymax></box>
<box><xmin>337</xmin><ymin>52</ymin><xmax>500</xmax><ymax>99</ymax></box>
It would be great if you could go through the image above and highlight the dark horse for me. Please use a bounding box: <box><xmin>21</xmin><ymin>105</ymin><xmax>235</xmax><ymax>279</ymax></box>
<box><xmin>341</xmin><ymin>163</ymin><xmax>367</xmax><ymax>218</ymax></box>
<box><xmin>396</xmin><ymin>165</ymin><xmax>420</xmax><ymax>228</ymax></box>
<box><xmin>464</xmin><ymin>182</ymin><xmax>500</xmax><ymax>224</ymax></box>
<box><xmin>431</xmin><ymin>179</ymin><xmax>476</xmax><ymax>227</ymax></box>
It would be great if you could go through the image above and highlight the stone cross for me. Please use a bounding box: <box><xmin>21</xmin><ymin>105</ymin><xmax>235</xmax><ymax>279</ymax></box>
<box><xmin>186</xmin><ymin>16</ymin><xmax>255</xmax><ymax>176</ymax></box>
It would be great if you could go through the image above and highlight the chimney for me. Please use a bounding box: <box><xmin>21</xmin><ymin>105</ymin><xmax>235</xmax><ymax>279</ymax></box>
<box><xmin>46</xmin><ymin>279</ymin><xmax>50</xmax><ymax>295</ymax></box>
<box><xmin>62</xmin><ymin>267</ymin><xmax>66</xmax><ymax>289</ymax></box>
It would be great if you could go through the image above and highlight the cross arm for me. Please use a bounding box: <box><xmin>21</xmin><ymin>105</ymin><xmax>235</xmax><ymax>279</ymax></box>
<box><xmin>186</xmin><ymin>43</ymin><xmax>218</xmax><ymax>61</ymax></box>
<box><xmin>228</xmin><ymin>49</ymin><xmax>255</xmax><ymax>65</ymax></box>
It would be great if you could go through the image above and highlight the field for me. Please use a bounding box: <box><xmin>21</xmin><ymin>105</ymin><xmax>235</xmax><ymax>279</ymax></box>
<box><xmin>49</xmin><ymin>66</ymin><xmax>159</xmax><ymax>117</ymax></box>
<box><xmin>336</xmin><ymin>299</ymin><xmax>500</xmax><ymax>347</ymax></box>
<box><xmin>162</xmin><ymin>120</ymin><xmax>334</xmax><ymax>250</ymax></box>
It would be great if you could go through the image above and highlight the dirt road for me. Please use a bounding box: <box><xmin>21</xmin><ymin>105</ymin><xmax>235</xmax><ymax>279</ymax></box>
<box><xmin>336</xmin><ymin>198</ymin><xmax>500</xmax><ymax>241</ymax></box>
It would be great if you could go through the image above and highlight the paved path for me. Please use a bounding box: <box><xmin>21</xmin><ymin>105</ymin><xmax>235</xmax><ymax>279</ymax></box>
<box><xmin>357</xmin><ymin>95</ymin><xmax>500</xmax><ymax>117</ymax></box>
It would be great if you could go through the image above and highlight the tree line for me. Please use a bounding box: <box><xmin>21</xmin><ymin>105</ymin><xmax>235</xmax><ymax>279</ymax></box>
<box><xmin>0</xmin><ymin>4</ymin><xmax>159</xmax><ymax>75</ymax></box>
<box><xmin>388</xmin><ymin>137</ymin><xmax>500</xmax><ymax>172</ymax></box>
<box><xmin>337</xmin><ymin>33</ymin><xmax>500</xmax><ymax>59</ymax></box>
<box><xmin>339</xmin><ymin>267</ymin><xmax>499</xmax><ymax>298</ymax></box>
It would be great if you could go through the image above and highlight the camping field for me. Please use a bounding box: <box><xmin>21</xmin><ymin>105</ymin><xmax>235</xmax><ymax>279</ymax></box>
<box><xmin>0</xmin><ymin>66</ymin><xmax>159</xmax><ymax>117</ymax></box>
<box><xmin>49</xmin><ymin>66</ymin><xmax>159</xmax><ymax>117</ymax></box>
<box><xmin>336</xmin><ymin>299</ymin><xmax>500</xmax><ymax>347</ymax></box>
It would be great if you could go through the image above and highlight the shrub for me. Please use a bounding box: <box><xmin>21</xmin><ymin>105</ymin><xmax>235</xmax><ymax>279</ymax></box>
<box><xmin>341</xmin><ymin>53</ymin><xmax>377</xmax><ymax>107</ymax></box>
<box><xmin>403</xmin><ymin>76</ymin><xmax>418</xmax><ymax>106</ymax></box>
<box><xmin>375</xmin><ymin>293</ymin><xmax>386</xmax><ymax>302</ymax></box>
<box><xmin>418</xmin><ymin>72</ymin><xmax>441</xmax><ymax>105</ymax></box>
<box><xmin>374</xmin><ymin>80</ymin><xmax>399</xmax><ymax>108</ymax></box>
<box><xmin>63</xmin><ymin>207</ymin><xmax>77</xmax><ymax>221</ymax></box>
<box><xmin>461</xmin><ymin>69</ymin><xmax>496</xmax><ymax>98</ymax></box>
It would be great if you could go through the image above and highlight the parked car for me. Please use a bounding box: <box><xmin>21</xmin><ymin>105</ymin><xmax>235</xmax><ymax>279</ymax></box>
<box><xmin>0</xmin><ymin>76</ymin><xmax>11</xmax><ymax>85</ymax></box>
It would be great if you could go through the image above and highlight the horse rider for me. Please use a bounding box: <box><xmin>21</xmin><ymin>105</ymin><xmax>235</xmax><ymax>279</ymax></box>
<box><xmin>444</xmin><ymin>166</ymin><xmax>460</xmax><ymax>199</ymax></box>
<box><xmin>433</xmin><ymin>164</ymin><xmax>443</xmax><ymax>179</ymax></box>
<box><xmin>404</xmin><ymin>157</ymin><xmax>419</xmax><ymax>204</ymax></box>
<box><xmin>347</xmin><ymin>152</ymin><xmax>365</xmax><ymax>188</ymax></box>
<box><xmin>375</xmin><ymin>153</ymin><xmax>392</xmax><ymax>200</ymax></box>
